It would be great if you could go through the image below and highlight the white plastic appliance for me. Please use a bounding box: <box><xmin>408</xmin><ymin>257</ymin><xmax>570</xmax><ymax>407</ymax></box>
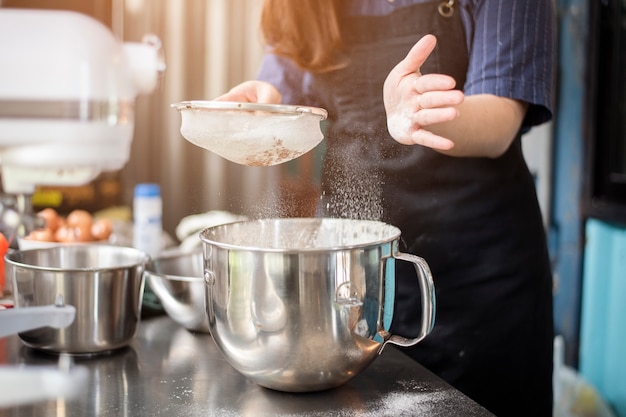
<box><xmin>0</xmin><ymin>8</ymin><xmax>165</xmax><ymax>194</ymax></box>
<box><xmin>0</xmin><ymin>7</ymin><xmax>165</xmax><ymax>406</ymax></box>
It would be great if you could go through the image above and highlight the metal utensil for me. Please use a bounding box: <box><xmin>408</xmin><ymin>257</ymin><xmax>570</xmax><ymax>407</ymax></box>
<box><xmin>173</xmin><ymin>101</ymin><xmax>327</xmax><ymax>166</ymax></box>
<box><xmin>145</xmin><ymin>249</ymin><xmax>209</xmax><ymax>333</ymax></box>
<box><xmin>6</xmin><ymin>244</ymin><xmax>150</xmax><ymax>355</ymax></box>
<box><xmin>200</xmin><ymin>218</ymin><xmax>436</xmax><ymax>392</ymax></box>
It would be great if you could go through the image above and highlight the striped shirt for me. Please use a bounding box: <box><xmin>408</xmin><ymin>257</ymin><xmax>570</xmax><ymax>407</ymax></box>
<box><xmin>257</xmin><ymin>0</ymin><xmax>555</xmax><ymax>128</ymax></box>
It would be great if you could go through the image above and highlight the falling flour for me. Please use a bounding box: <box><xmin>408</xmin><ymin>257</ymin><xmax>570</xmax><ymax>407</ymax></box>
<box><xmin>322</xmin><ymin>138</ymin><xmax>384</xmax><ymax>222</ymax></box>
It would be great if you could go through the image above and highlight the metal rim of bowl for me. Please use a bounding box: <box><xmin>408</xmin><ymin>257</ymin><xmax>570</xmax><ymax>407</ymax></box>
<box><xmin>145</xmin><ymin>271</ymin><xmax>203</xmax><ymax>283</ymax></box>
<box><xmin>5</xmin><ymin>244</ymin><xmax>150</xmax><ymax>272</ymax></box>
<box><xmin>172</xmin><ymin>101</ymin><xmax>328</xmax><ymax>120</ymax></box>
<box><xmin>146</xmin><ymin>249</ymin><xmax>203</xmax><ymax>281</ymax></box>
<box><xmin>199</xmin><ymin>218</ymin><xmax>402</xmax><ymax>254</ymax></box>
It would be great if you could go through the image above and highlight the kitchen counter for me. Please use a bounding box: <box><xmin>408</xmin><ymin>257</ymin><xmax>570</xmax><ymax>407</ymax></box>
<box><xmin>0</xmin><ymin>316</ymin><xmax>493</xmax><ymax>417</ymax></box>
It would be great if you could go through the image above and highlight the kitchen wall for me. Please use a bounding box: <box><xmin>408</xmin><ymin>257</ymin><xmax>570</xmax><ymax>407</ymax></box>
<box><xmin>118</xmin><ymin>0</ymin><xmax>264</xmax><ymax>236</ymax></box>
<box><xmin>522</xmin><ymin>123</ymin><xmax>553</xmax><ymax>228</ymax></box>
<box><xmin>3</xmin><ymin>0</ymin><xmax>112</xmax><ymax>24</ymax></box>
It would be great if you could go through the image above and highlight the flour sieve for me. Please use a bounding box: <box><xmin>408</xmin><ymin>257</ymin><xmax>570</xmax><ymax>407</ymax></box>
<box><xmin>173</xmin><ymin>101</ymin><xmax>328</xmax><ymax>166</ymax></box>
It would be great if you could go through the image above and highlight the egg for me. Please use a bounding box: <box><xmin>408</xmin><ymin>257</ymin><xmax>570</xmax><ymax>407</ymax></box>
<box><xmin>54</xmin><ymin>225</ymin><xmax>76</xmax><ymax>242</ymax></box>
<box><xmin>25</xmin><ymin>228</ymin><xmax>55</xmax><ymax>242</ymax></box>
<box><xmin>66</xmin><ymin>209</ymin><xmax>93</xmax><ymax>229</ymax></box>
<box><xmin>72</xmin><ymin>224</ymin><xmax>94</xmax><ymax>242</ymax></box>
<box><xmin>37</xmin><ymin>208</ymin><xmax>62</xmax><ymax>232</ymax></box>
<box><xmin>91</xmin><ymin>218</ymin><xmax>113</xmax><ymax>241</ymax></box>
<box><xmin>27</xmin><ymin>209</ymin><xmax>111</xmax><ymax>243</ymax></box>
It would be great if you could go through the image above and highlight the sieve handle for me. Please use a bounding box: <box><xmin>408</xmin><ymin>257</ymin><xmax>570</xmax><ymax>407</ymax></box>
<box><xmin>379</xmin><ymin>252</ymin><xmax>436</xmax><ymax>353</ymax></box>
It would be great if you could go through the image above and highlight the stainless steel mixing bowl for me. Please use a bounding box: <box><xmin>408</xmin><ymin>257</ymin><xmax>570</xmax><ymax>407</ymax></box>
<box><xmin>6</xmin><ymin>245</ymin><xmax>150</xmax><ymax>355</ymax></box>
<box><xmin>200</xmin><ymin>217</ymin><xmax>436</xmax><ymax>392</ymax></box>
<box><xmin>144</xmin><ymin>249</ymin><xmax>209</xmax><ymax>333</ymax></box>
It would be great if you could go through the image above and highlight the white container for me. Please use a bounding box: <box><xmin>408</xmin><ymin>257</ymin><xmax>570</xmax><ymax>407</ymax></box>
<box><xmin>133</xmin><ymin>183</ymin><xmax>163</xmax><ymax>257</ymax></box>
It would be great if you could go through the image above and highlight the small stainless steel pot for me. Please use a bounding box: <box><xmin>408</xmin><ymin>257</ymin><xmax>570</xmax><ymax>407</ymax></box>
<box><xmin>200</xmin><ymin>218</ymin><xmax>436</xmax><ymax>392</ymax></box>
<box><xmin>6</xmin><ymin>245</ymin><xmax>150</xmax><ymax>355</ymax></box>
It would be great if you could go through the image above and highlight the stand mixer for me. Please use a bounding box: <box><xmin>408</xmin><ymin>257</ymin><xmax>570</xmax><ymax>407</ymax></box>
<box><xmin>0</xmin><ymin>7</ymin><xmax>165</xmax><ymax>407</ymax></box>
<box><xmin>0</xmin><ymin>8</ymin><xmax>165</xmax><ymax>243</ymax></box>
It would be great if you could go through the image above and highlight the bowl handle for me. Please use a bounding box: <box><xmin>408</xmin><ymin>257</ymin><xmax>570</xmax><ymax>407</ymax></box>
<box><xmin>378</xmin><ymin>252</ymin><xmax>436</xmax><ymax>354</ymax></box>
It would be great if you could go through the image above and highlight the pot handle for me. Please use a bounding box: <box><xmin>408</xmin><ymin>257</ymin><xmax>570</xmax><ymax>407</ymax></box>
<box><xmin>379</xmin><ymin>252</ymin><xmax>436</xmax><ymax>353</ymax></box>
<box><xmin>0</xmin><ymin>303</ymin><xmax>76</xmax><ymax>338</ymax></box>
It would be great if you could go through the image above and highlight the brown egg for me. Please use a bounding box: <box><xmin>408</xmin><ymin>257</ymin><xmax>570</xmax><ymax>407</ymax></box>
<box><xmin>55</xmin><ymin>225</ymin><xmax>77</xmax><ymax>242</ymax></box>
<box><xmin>56</xmin><ymin>217</ymin><xmax>67</xmax><ymax>230</ymax></box>
<box><xmin>37</xmin><ymin>208</ymin><xmax>61</xmax><ymax>232</ymax></box>
<box><xmin>91</xmin><ymin>218</ymin><xmax>113</xmax><ymax>241</ymax></box>
<box><xmin>25</xmin><ymin>228</ymin><xmax>55</xmax><ymax>242</ymax></box>
<box><xmin>72</xmin><ymin>224</ymin><xmax>94</xmax><ymax>242</ymax></box>
<box><xmin>66</xmin><ymin>210</ymin><xmax>93</xmax><ymax>229</ymax></box>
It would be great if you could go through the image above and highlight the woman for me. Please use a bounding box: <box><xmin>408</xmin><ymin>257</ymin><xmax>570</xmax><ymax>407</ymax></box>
<box><xmin>218</xmin><ymin>1</ymin><xmax>555</xmax><ymax>415</ymax></box>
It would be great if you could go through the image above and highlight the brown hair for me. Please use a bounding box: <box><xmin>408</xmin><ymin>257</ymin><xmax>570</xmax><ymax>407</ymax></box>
<box><xmin>260</xmin><ymin>0</ymin><xmax>346</xmax><ymax>73</ymax></box>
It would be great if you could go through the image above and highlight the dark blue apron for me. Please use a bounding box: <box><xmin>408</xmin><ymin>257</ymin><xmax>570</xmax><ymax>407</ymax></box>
<box><xmin>310</xmin><ymin>2</ymin><xmax>554</xmax><ymax>416</ymax></box>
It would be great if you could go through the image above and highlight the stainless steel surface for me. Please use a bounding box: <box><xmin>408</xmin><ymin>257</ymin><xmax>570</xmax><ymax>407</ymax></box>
<box><xmin>200</xmin><ymin>218</ymin><xmax>436</xmax><ymax>392</ymax></box>
<box><xmin>0</xmin><ymin>316</ymin><xmax>494</xmax><ymax>417</ymax></box>
<box><xmin>174</xmin><ymin>101</ymin><xmax>328</xmax><ymax>166</ymax></box>
<box><xmin>145</xmin><ymin>249</ymin><xmax>209</xmax><ymax>332</ymax></box>
<box><xmin>6</xmin><ymin>245</ymin><xmax>150</xmax><ymax>354</ymax></box>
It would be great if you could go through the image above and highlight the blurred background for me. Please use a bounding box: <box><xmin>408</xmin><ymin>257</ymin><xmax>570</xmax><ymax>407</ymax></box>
<box><xmin>3</xmin><ymin>0</ymin><xmax>321</xmax><ymax>237</ymax></box>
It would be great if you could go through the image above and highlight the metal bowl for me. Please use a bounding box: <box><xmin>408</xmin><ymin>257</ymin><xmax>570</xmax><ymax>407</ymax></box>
<box><xmin>144</xmin><ymin>249</ymin><xmax>208</xmax><ymax>333</ymax></box>
<box><xmin>200</xmin><ymin>218</ymin><xmax>436</xmax><ymax>392</ymax></box>
<box><xmin>6</xmin><ymin>244</ymin><xmax>150</xmax><ymax>355</ymax></box>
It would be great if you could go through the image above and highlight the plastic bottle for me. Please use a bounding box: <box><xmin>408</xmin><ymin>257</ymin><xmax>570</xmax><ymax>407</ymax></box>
<box><xmin>133</xmin><ymin>183</ymin><xmax>162</xmax><ymax>257</ymax></box>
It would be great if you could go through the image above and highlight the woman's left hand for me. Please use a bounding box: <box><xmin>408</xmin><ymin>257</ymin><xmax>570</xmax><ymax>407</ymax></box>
<box><xmin>383</xmin><ymin>34</ymin><xmax>464</xmax><ymax>150</ymax></box>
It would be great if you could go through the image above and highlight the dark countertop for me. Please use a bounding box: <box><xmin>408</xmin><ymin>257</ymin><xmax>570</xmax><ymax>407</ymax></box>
<box><xmin>0</xmin><ymin>316</ymin><xmax>493</xmax><ymax>417</ymax></box>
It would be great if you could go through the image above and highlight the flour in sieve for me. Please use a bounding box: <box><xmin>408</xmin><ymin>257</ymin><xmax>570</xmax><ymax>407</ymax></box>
<box><xmin>181</xmin><ymin>110</ymin><xmax>323</xmax><ymax>166</ymax></box>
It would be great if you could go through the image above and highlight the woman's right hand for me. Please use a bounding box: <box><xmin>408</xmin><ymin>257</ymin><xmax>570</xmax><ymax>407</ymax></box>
<box><xmin>214</xmin><ymin>80</ymin><xmax>282</xmax><ymax>104</ymax></box>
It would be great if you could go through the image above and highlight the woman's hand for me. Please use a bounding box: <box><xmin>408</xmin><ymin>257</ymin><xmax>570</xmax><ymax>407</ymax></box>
<box><xmin>384</xmin><ymin>34</ymin><xmax>529</xmax><ymax>158</ymax></box>
<box><xmin>214</xmin><ymin>80</ymin><xmax>282</xmax><ymax>104</ymax></box>
<box><xmin>383</xmin><ymin>34</ymin><xmax>464</xmax><ymax>151</ymax></box>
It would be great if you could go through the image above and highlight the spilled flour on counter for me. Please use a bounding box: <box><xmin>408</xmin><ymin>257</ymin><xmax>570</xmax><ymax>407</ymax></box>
<box><xmin>144</xmin><ymin>377</ymin><xmax>491</xmax><ymax>417</ymax></box>
<box><xmin>207</xmin><ymin>388</ymin><xmax>456</xmax><ymax>417</ymax></box>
